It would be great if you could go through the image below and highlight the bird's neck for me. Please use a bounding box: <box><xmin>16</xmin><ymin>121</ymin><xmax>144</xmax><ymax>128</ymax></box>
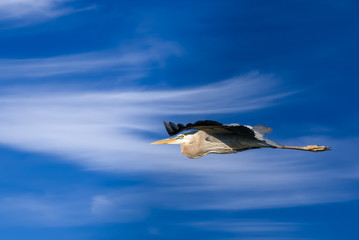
<box><xmin>180</xmin><ymin>132</ymin><xmax>205</xmax><ymax>158</ymax></box>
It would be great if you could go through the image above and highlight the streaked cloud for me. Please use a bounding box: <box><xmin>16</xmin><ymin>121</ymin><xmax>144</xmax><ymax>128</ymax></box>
<box><xmin>0</xmin><ymin>194</ymin><xmax>90</xmax><ymax>226</ymax></box>
<box><xmin>0</xmin><ymin>72</ymin><xmax>357</xmax><ymax>226</ymax></box>
<box><xmin>0</xmin><ymin>0</ymin><xmax>356</xmax><ymax>238</ymax></box>
<box><xmin>0</xmin><ymin>72</ymin><xmax>289</xmax><ymax>173</ymax></box>
<box><xmin>0</xmin><ymin>39</ymin><xmax>181</xmax><ymax>79</ymax></box>
<box><xmin>0</xmin><ymin>189</ymin><xmax>145</xmax><ymax>226</ymax></box>
<box><xmin>0</xmin><ymin>43</ymin><xmax>356</xmax><ymax>225</ymax></box>
<box><xmin>186</xmin><ymin>220</ymin><xmax>298</xmax><ymax>233</ymax></box>
<box><xmin>0</xmin><ymin>0</ymin><xmax>95</xmax><ymax>27</ymax></box>
<box><xmin>0</xmin><ymin>74</ymin><xmax>357</xmax><ymax>227</ymax></box>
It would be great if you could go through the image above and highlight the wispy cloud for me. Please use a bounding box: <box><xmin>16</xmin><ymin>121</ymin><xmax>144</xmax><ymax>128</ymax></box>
<box><xmin>0</xmin><ymin>70</ymin><xmax>357</xmax><ymax>226</ymax></box>
<box><xmin>186</xmin><ymin>220</ymin><xmax>298</xmax><ymax>233</ymax></box>
<box><xmin>0</xmin><ymin>72</ymin><xmax>289</xmax><ymax>172</ymax></box>
<box><xmin>177</xmin><ymin>220</ymin><xmax>304</xmax><ymax>240</ymax></box>
<box><xmin>0</xmin><ymin>0</ymin><xmax>95</xmax><ymax>27</ymax></box>
<box><xmin>0</xmin><ymin>189</ymin><xmax>145</xmax><ymax>226</ymax></box>
<box><xmin>0</xmin><ymin>39</ymin><xmax>181</xmax><ymax>79</ymax></box>
<box><xmin>0</xmin><ymin>194</ymin><xmax>91</xmax><ymax>226</ymax></box>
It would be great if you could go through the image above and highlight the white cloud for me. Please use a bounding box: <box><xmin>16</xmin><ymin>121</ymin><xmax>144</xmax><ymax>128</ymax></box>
<box><xmin>186</xmin><ymin>220</ymin><xmax>298</xmax><ymax>233</ymax></box>
<box><xmin>0</xmin><ymin>194</ymin><xmax>90</xmax><ymax>226</ymax></box>
<box><xmin>90</xmin><ymin>192</ymin><xmax>146</xmax><ymax>222</ymax></box>
<box><xmin>0</xmin><ymin>72</ymin><xmax>289</xmax><ymax>173</ymax></box>
<box><xmin>0</xmin><ymin>0</ymin><xmax>94</xmax><ymax>26</ymax></box>
<box><xmin>0</xmin><ymin>72</ymin><xmax>357</xmax><ymax>226</ymax></box>
<box><xmin>0</xmin><ymin>189</ymin><xmax>146</xmax><ymax>226</ymax></box>
<box><xmin>0</xmin><ymin>39</ymin><xmax>181</xmax><ymax>79</ymax></box>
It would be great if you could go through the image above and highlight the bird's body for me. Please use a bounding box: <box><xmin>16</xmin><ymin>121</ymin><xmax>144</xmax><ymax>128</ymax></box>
<box><xmin>152</xmin><ymin>120</ymin><xmax>330</xmax><ymax>158</ymax></box>
<box><xmin>180</xmin><ymin>131</ymin><xmax>234</xmax><ymax>158</ymax></box>
<box><xmin>180</xmin><ymin>131</ymin><xmax>265</xmax><ymax>158</ymax></box>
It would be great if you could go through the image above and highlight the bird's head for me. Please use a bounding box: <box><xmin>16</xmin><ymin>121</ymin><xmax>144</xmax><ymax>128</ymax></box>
<box><xmin>151</xmin><ymin>131</ymin><xmax>196</xmax><ymax>145</ymax></box>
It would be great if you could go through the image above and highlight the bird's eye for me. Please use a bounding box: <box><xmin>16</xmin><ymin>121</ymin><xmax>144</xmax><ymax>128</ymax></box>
<box><xmin>179</xmin><ymin>134</ymin><xmax>184</xmax><ymax>139</ymax></box>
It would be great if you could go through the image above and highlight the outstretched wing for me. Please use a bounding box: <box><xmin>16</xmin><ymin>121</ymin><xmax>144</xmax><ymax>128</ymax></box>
<box><xmin>163</xmin><ymin>120</ymin><xmax>256</xmax><ymax>139</ymax></box>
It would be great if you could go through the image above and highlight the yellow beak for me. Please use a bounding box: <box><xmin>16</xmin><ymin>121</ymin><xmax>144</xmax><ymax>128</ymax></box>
<box><xmin>151</xmin><ymin>138</ymin><xmax>176</xmax><ymax>144</ymax></box>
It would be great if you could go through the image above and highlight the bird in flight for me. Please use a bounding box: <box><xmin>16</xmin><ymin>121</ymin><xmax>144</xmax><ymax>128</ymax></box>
<box><xmin>152</xmin><ymin>120</ymin><xmax>331</xmax><ymax>158</ymax></box>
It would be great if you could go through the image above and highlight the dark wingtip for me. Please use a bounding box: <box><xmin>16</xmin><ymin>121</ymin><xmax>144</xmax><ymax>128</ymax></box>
<box><xmin>169</xmin><ymin>122</ymin><xmax>179</xmax><ymax>131</ymax></box>
<box><xmin>163</xmin><ymin>121</ymin><xmax>177</xmax><ymax>136</ymax></box>
<box><xmin>163</xmin><ymin>121</ymin><xmax>172</xmax><ymax>135</ymax></box>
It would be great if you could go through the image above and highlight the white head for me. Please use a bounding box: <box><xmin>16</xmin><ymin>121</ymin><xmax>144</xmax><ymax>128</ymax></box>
<box><xmin>151</xmin><ymin>131</ymin><xmax>196</xmax><ymax>145</ymax></box>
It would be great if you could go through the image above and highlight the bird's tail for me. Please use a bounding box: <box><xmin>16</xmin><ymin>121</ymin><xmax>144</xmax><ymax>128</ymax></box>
<box><xmin>262</xmin><ymin>138</ymin><xmax>283</xmax><ymax>148</ymax></box>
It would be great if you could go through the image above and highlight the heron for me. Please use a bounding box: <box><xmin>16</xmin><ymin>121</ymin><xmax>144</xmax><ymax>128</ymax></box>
<box><xmin>152</xmin><ymin>120</ymin><xmax>331</xmax><ymax>158</ymax></box>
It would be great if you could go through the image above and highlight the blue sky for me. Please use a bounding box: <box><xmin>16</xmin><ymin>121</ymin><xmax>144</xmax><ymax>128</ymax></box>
<box><xmin>0</xmin><ymin>0</ymin><xmax>358</xmax><ymax>239</ymax></box>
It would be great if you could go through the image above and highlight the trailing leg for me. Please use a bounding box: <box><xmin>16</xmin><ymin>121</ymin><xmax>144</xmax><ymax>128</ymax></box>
<box><xmin>282</xmin><ymin>145</ymin><xmax>330</xmax><ymax>152</ymax></box>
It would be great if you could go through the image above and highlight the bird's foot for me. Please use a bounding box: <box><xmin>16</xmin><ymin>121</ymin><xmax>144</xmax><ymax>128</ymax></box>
<box><xmin>304</xmin><ymin>145</ymin><xmax>331</xmax><ymax>152</ymax></box>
